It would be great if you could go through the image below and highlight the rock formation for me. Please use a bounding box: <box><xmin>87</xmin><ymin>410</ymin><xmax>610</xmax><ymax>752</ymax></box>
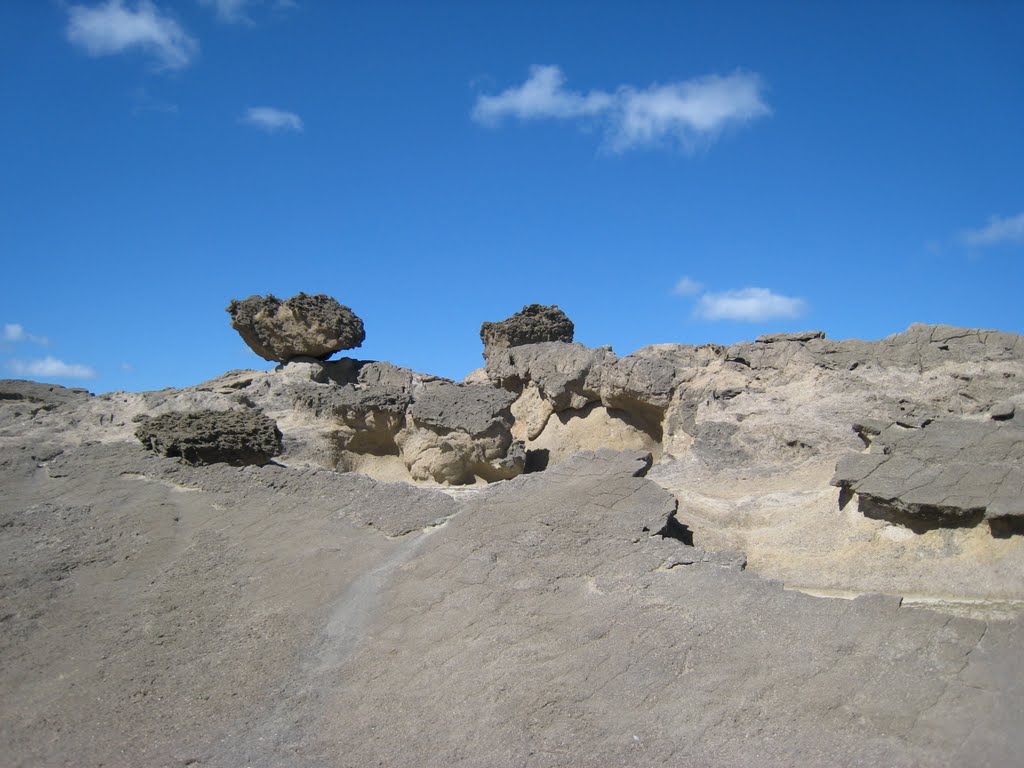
<box><xmin>134</xmin><ymin>408</ymin><xmax>283</xmax><ymax>466</ymax></box>
<box><xmin>227</xmin><ymin>292</ymin><xmax>365</xmax><ymax>362</ymax></box>
<box><xmin>480</xmin><ymin>303</ymin><xmax>574</xmax><ymax>358</ymax></box>
<box><xmin>2</xmin><ymin>313</ymin><xmax>1023</xmax><ymax>766</ymax></box>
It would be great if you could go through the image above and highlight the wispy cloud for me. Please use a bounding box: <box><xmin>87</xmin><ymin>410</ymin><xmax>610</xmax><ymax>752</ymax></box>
<box><xmin>66</xmin><ymin>0</ymin><xmax>198</xmax><ymax>71</ymax></box>
<box><xmin>8</xmin><ymin>356</ymin><xmax>98</xmax><ymax>380</ymax></box>
<box><xmin>3</xmin><ymin>323</ymin><xmax>49</xmax><ymax>345</ymax></box>
<box><xmin>472</xmin><ymin>65</ymin><xmax>769</xmax><ymax>152</ymax></box>
<box><xmin>963</xmin><ymin>212</ymin><xmax>1024</xmax><ymax>247</ymax></box>
<box><xmin>241</xmin><ymin>106</ymin><xmax>304</xmax><ymax>133</ymax></box>
<box><xmin>198</xmin><ymin>0</ymin><xmax>297</xmax><ymax>24</ymax></box>
<box><xmin>199</xmin><ymin>0</ymin><xmax>251</xmax><ymax>23</ymax></box>
<box><xmin>672</xmin><ymin>276</ymin><xmax>703</xmax><ymax>296</ymax></box>
<box><xmin>694</xmin><ymin>287</ymin><xmax>806</xmax><ymax>322</ymax></box>
<box><xmin>130</xmin><ymin>87</ymin><xmax>179</xmax><ymax>115</ymax></box>
<box><xmin>473</xmin><ymin>65</ymin><xmax>613</xmax><ymax>122</ymax></box>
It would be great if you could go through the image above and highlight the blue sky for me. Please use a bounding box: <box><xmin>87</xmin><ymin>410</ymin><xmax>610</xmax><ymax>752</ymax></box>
<box><xmin>2</xmin><ymin>1</ymin><xmax>1023</xmax><ymax>393</ymax></box>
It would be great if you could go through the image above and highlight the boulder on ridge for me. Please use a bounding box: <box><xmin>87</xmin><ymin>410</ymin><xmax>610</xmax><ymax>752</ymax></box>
<box><xmin>227</xmin><ymin>292</ymin><xmax>365</xmax><ymax>362</ymax></box>
<box><xmin>480</xmin><ymin>304</ymin><xmax>574</xmax><ymax>359</ymax></box>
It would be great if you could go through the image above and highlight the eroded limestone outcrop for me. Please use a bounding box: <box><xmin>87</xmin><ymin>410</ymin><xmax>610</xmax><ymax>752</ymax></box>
<box><xmin>227</xmin><ymin>292</ymin><xmax>365</xmax><ymax>362</ymax></box>
<box><xmin>398</xmin><ymin>381</ymin><xmax>522</xmax><ymax>484</ymax></box>
<box><xmin>5</xmin><ymin>319</ymin><xmax>1022</xmax><ymax>503</ymax></box>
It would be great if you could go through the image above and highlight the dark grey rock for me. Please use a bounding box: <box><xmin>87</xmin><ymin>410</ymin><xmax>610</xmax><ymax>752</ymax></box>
<box><xmin>756</xmin><ymin>330</ymin><xmax>826</xmax><ymax>343</ymax></box>
<box><xmin>334</xmin><ymin>362</ymin><xmax>414</xmax><ymax>418</ymax></box>
<box><xmin>991</xmin><ymin>401</ymin><xmax>1016</xmax><ymax>421</ymax></box>
<box><xmin>408</xmin><ymin>381</ymin><xmax>517</xmax><ymax>436</ymax></box>
<box><xmin>480</xmin><ymin>304</ymin><xmax>574</xmax><ymax>358</ymax></box>
<box><xmin>600</xmin><ymin>352</ymin><xmax>679</xmax><ymax>421</ymax></box>
<box><xmin>135</xmin><ymin>409</ymin><xmax>283</xmax><ymax>466</ymax></box>
<box><xmin>227</xmin><ymin>292</ymin><xmax>365</xmax><ymax>362</ymax></box>
<box><xmin>0</xmin><ymin>379</ymin><xmax>92</xmax><ymax>408</ymax></box>
<box><xmin>831</xmin><ymin>418</ymin><xmax>1024</xmax><ymax>533</ymax></box>
<box><xmin>483</xmin><ymin>438</ymin><xmax>527</xmax><ymax>481</ymax></box>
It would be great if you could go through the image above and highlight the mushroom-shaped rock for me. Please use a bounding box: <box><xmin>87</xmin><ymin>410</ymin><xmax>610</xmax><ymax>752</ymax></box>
<box><xmin>135</xmin><ymin>409</ymin><xmax>283</xmax><ymax>466</ymax></box>
<box><xmin>227</xmin><ymin>292</ymin><xmax>365</xmax><ymax>362</ymax></box>
<box><xmin>480</xmin><ymin>304</ymin><xmax>574</xmax><ymax>359</ymax></box>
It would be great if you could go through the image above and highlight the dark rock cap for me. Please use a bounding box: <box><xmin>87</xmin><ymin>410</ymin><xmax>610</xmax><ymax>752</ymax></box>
<box><xmin>480</xmin><ymin>304</ymin><xmax>574</xmax><ymax>358</ymax></box>
<box><xmin>227</xmin><ymin>292</ymin><xmax>365</xmax><ymax>363</ymax></box>
<box><xmin>135</xmin><ymin>409</ymin><xmax>283</xmax><ymax>466</ymax></box>
<box><xmin>756</xmin><ymin>330</ymin><xmax>826</xmax><ymax>344</ymax></box>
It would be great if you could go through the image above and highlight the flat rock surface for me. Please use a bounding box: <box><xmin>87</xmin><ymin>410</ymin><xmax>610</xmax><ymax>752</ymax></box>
<box><xmin>409</xmin><ymin>381</ymin><xmax>517</xmax><ymax>436</ymax></box>
<box><xmin>2</xmin><ymin>442</ymin><xmax>1021</xmax><ymax>767</ymax></box>
<box><xmin>832</xmin><ymin>418</ymin><xmax>1024</xmax><ymax>529</ymax></box>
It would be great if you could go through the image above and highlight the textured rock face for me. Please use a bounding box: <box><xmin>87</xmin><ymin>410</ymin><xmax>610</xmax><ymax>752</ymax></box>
<box><xmin>756</xmin><ymin>330</ymin><xmax>826</xmax><ymax>343</ymax></box>
<box><xmin>0</xmin><ymin>379</ymin><xmax>91</xmax><ymax>409</ymax></box>
<box><xmin>135</xmin><ymin>409</ymin><xmax>283</xmax><ymax>466</ymax></box>
<box><xmin>7</xmin><ymin>442</ymin><xmax>1023</xmax><ymax>766</ymax></box>
<box><xmin>227</xmin><ymin>292</ymin><xmax>365</xmax><ymax>362</ymax></box>
<box><xmin>480</xmin><ymin>304</ymin><xmax>574</xmax><ymax>358</ymax></box>
<box><xmin>399</xmin><ymin>381</ymin><xmax>522</xmax><ymax>483</ymax></box>
<box><xmin>486</xmin><ymin>341</ymin><xmax>611</xmax><ymax>412</ymax></box>
<box><xmin>4</xmin><ymin>322</ymin><xmax>1024</xmax><ymax>766</ymax></box>
<box><xmin>831</xmin><ymin>417</ymin><xmax>1024</xmax><ymax>534</ymax></box>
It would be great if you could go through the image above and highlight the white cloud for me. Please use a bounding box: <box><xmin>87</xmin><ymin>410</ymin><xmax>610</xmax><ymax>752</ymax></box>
<box><xmin>472</xmin><ymin>65</ymin><xmax>613</xmax><ymax>123</ymax></box>
<box><xmin>8</xmin><ymin>356</ymin><xmax>98</xmax><ymax>380</ymax></box>
<box><xmin>695</xmin><ymin>287</ymin><xmax>806</xmax><ymax>322</ymax></box>
<box><xmin>3</xmin><ymin>323</ymin><xmax>49</xmax><ymax>345</ymax></box>
<box><xmin>472</xmin><ymin>66</ymin><xmax>769</xmax><ymax>151</ymax></box>
<box><xmin>672</xmin><ymin>276</ymin><xmax>703</xmax><ymax>296</ymax></box>
<box><xmin>611</xmin><ymin>74</ymin><xmax>770</xmax><ymax>151</ymax></box>
<box><xmin>963</xmin><ymin>212</ymin><xmax>1024</xmax><ymax>247</ymax></box>
<box><xmin>241</xmin><ymin>106</ymin><xmax>304</xmax><ymax>133</ymax></box>
<box><xmin>66</xmin><ymin>0</ymin><xmax>198</xmax><ymax>71</ymax></box>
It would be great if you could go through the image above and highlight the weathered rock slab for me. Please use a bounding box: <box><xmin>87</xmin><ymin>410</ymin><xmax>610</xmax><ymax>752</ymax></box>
<box><xmin>832</xmin><ymin>418</ymin><xmax>1024</xmax><ymax>533</ymax></box>
<box><xmin>135</xmin><ymin>409</ymin><xmax>283</xmax><ymax>466</ymax></box>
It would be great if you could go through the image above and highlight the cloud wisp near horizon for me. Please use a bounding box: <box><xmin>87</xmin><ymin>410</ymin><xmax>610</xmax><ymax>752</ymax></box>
<box><xmin>3</xmin><ymin>323</ymin><xmax>96</xmax><ymax>381</ymax></box>
<box><xmin>473</xmin><ymin>65</ymin><xmax>770</xmax><ymax>152</ymax></box>
<box><xmin>7</xmin><ymin>357</ymin><xmax>99</xmax><ymax>381</ymax></box>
